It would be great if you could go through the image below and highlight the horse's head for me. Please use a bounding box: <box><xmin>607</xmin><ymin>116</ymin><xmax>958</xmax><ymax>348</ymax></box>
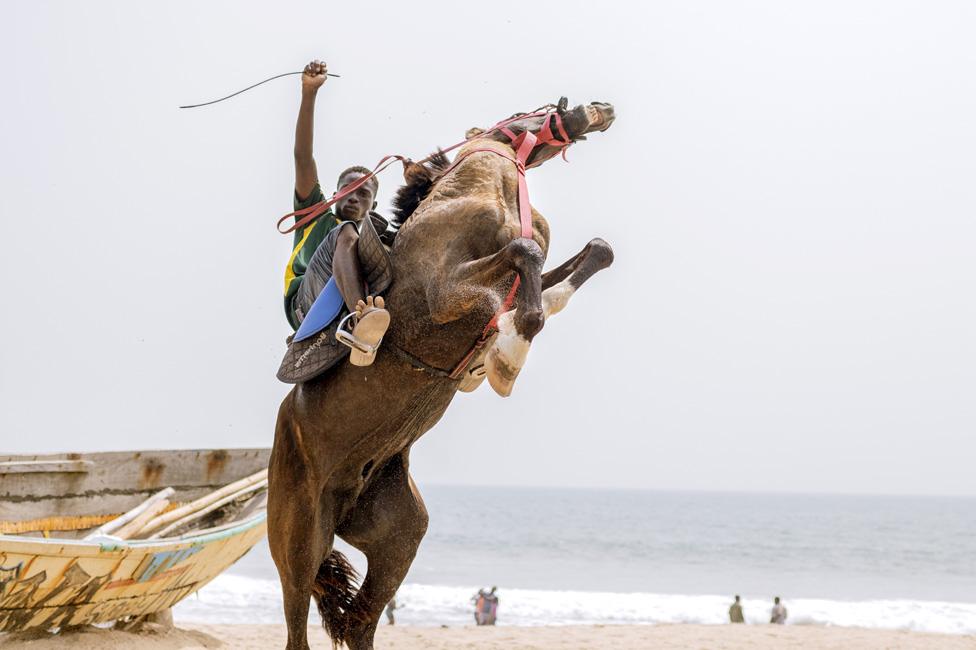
<box><xmin>467</xmin><ymin>97</ymin><xmax>615</xmax><ymax>168</ymax></box>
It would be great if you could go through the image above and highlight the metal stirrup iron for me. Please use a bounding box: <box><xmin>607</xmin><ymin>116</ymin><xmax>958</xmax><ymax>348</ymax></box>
<box><xmin>334</xmin><ymin>312</ymin><xmax>382</xmax><ymax>355</ymax></box>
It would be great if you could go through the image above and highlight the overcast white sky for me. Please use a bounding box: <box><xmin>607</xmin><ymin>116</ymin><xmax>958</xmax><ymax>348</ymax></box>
<box><xmin>1</xmin><ymin>1</ymin><xmax>974</xmax><ymax>496</ymax></box>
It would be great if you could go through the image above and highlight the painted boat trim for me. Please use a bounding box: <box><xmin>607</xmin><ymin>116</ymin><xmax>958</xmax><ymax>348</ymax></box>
<box><xmin>0</xmin><ymin>511</ymin><xmax>266</xmax><ymax>554</ymax></box>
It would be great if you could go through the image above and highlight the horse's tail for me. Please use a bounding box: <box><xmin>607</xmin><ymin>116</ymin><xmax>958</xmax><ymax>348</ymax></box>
<box><xmin>311</xmin><ymin>549</ymin><xmax>361</xmax><ymax>646</ymax></box>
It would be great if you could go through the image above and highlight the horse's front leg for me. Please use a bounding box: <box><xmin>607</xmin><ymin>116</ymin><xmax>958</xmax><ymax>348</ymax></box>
<box><xmin>426</xmin><ymin>236</ymin><xmax>545</xmax><ymax>337</ymax></box>
<box><xmin>423</xmin><ymin>237</ymin><xmax>545</xmax><ymax>395</ymax></box>
<box><xmin>485</xmin><ymin>237</ymin><xmax>613</xmax><ymax>396</ymax></box>
<box><xmin>540</xmin><ymin>237</ymin><xmax>614</xmax><ymax>316</ymax></box>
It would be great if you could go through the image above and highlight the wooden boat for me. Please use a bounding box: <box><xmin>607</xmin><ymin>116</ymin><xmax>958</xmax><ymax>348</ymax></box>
<box><xmin>0</xmin><ymin>448</ymin><xmax>270</xmax><ymax>632</ymax></box>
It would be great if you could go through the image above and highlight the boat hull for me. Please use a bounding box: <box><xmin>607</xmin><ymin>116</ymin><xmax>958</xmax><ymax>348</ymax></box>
<box><xmin>0</xmin><ymin>513</ymin><xmax>265</xmax><ymax>631</ymax></box>
<box><xmin>0</xmin><ymin>448</ymin><xmax>271</xmax><ymax>632</ymax></box>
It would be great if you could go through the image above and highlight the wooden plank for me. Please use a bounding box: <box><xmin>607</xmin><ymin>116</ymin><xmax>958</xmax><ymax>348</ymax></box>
<box><xmin>148</xmin><ymin>478</ymin><xmax>267</xmax><ymax>539</ymax></box>
<box><xmin>85</xmin><ymin>488</ymin><xmax>175</xmax><ymax>539</ymax></box>
<box><xmin>138</xmin><ymin>470</ymin><xmax>268</xmax><ymax>538</ymax></box>
<box><xmin>115</xmin><ymin>499</ymin><xmax>171</xmax><ymax>540</ymax></box>
<box><xmin>0</xmin><ymin>460</ymin><xmax>93</xmax><ymax>474</ymax></box>
<box><xmin>0</xmin><ymin>448</ymin><xmax>270</xmax><ymax>521</ymax></box>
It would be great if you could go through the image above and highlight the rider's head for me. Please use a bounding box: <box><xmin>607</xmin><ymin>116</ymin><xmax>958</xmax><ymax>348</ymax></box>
<box><xmin>335</xmin><ymin>166</ymin><xmax>378</xmax><ymax>222</ymax></box>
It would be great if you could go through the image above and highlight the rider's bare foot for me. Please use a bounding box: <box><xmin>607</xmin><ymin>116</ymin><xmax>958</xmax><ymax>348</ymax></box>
<box><xmin>355</xmin><ymin>295</ymin><xmax>385</xmax><ymax>317</ymax></box>
<box><xmin>345</xmin><ymin>295</ymin><xmax>389</xmax><ymax>366</ymax></box>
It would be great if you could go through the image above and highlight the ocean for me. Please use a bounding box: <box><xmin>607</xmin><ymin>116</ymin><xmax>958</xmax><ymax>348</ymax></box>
<box><xmin>175</xmin><ymin>486</ymin><xmax>976</xmax><ymax>634</ymax></box>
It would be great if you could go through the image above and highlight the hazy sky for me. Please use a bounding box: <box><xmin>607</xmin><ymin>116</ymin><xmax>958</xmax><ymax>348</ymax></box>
<box><xmin>1</xmin><ymin>1</ymin><xmax>974</xmax><ymax>496</ymax></box>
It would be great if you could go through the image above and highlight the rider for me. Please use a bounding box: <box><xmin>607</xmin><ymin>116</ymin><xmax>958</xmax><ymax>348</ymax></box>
<box><xmin>283</xmin><ymin>59</ymin><xmax>389</xmax><ymax>365</ymax></box>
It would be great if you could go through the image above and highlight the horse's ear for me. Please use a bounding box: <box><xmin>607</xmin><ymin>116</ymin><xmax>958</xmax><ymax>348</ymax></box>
<box><xmin>403</xmin><ymin>160</ymin><xmax>429</xmax><ymax>183</ymax></box>
<box><xmin>557</xmin><ymin>97</ymin><xmax>568</xmax><ymax>113</ymax></box>
<box><xmin>465</xmin><ymin>127</ymin><xmax>485</xmax><ymax>140</ymax></box>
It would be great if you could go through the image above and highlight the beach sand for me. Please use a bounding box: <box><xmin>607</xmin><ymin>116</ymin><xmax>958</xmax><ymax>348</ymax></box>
<box><xmin>2</xmin><ymin>624</ymin><xmax>975</xmax><ymax>649</ymax></box>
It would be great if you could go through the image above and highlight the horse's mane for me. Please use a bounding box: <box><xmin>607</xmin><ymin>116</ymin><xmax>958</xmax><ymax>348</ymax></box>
<box><xmin>391</xmin><ymin>150</ymin><xmax>451</xmax><ymax>227</ymax></box>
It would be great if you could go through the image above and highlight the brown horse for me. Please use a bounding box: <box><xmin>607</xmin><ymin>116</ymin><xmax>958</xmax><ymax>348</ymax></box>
<box><xmin>268</xmin><ymin>98</ymin><xmax>616</xmax><ymax>650</ymax></box>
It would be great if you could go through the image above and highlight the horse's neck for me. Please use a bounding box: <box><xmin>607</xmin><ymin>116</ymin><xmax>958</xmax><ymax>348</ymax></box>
<box><xmin>429</xmin><ymin>140</ymin><xmax>519</xmax><ymax>205</ymax></box>
<box><xmin>441</xmin><ymin>139</ymin><xmax>550</xmax><ymax>249</ymax></box>
<box><xmin>386</xmin><ymin>140</ymin><xmax>524</xmax><ymax>370</ymax></box>
<box><xmin>456</xmin><ymin>137</ymin><xmax>516</xmax><ymax>159</ymax></box>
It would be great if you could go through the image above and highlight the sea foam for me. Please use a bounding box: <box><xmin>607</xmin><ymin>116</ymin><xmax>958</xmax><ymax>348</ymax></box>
<box><xmin>174</xmin><ymin>574</ymin><xmax>976</xmax><ymax>634</ymax></box>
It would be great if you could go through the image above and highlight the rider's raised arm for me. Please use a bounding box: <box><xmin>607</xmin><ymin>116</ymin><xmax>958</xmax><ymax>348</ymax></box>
<box><xmin>294</xmin><ymin>60</ymin><xmax>328</xmax><ymax>201</ymax></box>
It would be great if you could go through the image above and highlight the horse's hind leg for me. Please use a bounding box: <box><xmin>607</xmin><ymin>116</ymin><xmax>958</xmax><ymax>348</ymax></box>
<box><xmin>336</xmin><ymin>453</ymin><xmax>429</xmax><ymax>650</ymax></box>
<box><xmin>268</xmin><ymin>416</ymin><xmax>335</xmax><ymax>650</ymax></box>
<box><xmin>485</xmin><ymin>238</ymin><xmax>613</xmax><ymax>396</ymax></box>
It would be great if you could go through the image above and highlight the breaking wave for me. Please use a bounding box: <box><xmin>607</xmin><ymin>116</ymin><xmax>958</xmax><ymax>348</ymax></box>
<box><xmin>174</xmin><ymin>575</ymin><xmax>976</xmax><ymax>635</ymax></box>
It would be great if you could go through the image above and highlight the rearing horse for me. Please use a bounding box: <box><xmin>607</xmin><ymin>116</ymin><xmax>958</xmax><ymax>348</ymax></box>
<box><xmin>268</xmin><ymin>98</ymin><xmax>616</xmax><ymax>650</ymax></box>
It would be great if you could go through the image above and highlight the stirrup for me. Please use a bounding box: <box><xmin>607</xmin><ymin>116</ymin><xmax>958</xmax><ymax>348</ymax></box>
<box><xmin>335</xmin><ymin>312</ymin><xmax>381</xmax><ymax>355</ymax></box>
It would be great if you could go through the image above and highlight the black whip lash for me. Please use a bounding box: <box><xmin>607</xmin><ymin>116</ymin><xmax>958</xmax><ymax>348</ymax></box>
<box><xmin>179</xmin><ymin>70</ymin><xmax>340</xmax><ymax>109</ymax></box>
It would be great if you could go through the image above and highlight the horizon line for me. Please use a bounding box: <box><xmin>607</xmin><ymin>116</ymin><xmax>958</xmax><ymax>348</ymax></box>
<box><xmin>414</xmin><ymin>482</ymin><xmax>976</xmax><ymax>500</ymax></box>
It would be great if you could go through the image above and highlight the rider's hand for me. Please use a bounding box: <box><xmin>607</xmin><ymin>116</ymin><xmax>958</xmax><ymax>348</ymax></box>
<box><xmin>301</xmin><ymin>60</ymin><xmax>328</xmax><ymax>93</ymax></box>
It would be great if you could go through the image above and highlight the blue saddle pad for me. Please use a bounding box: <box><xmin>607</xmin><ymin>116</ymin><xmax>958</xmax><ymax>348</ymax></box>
<box><xmin>294</xmin><ymin>277</ymin><xmax>345</xmax><ymax>343</ymax></box>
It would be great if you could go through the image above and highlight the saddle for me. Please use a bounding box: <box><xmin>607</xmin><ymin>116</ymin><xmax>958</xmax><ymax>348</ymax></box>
<box><xmin>276</xmin><ymin>212</ymin><xmax>393</xmax><ymax>384</ymax></box>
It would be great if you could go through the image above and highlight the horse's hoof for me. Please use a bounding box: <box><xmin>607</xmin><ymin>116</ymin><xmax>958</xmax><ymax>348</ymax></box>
<box><xmin>458</xmin><ymin>364</ymin><xmax>488</xmax><ymax>393</ymax></box>
<box><xmin>485</xmin><ymin>312</ymin><xmax>530</xmax><ymax>397</ymax></box>
<box><xmin>485</xmin><ymin>359</ymin><xmax>519</xmax><ymax>397</ymax></box>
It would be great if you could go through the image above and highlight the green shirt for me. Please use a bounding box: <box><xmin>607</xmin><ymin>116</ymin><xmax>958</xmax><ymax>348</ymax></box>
<box><xmin>283</xmin><ymin>184</ymin><xmax>337</xmax><ymax>329</ymax></box>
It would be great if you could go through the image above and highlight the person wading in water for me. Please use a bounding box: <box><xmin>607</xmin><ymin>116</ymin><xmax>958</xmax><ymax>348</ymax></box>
<box><xmin>283</xmin><ymin>59</ymin><xmax>389</xmax><ymax>365</ymax></box>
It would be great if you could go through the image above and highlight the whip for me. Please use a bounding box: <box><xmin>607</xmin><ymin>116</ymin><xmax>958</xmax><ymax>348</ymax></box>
<box><xmin>179</xmin><ymin>70</ymin><xmax>340</xmax><ymax>109</ymax></box>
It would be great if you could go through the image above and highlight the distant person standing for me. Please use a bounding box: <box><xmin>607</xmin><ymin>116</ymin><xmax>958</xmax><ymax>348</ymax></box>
<box><xmin>770</xmin><ymin>596</ymin><xmax>788</xmax><ymax>624</ymax></box>
<box><xmin>472</xmin><ymin>588</ymin><xmax>487</xmax><ymax>625</ymax></box>
<box><xmin>484</xmin><ymin>586</ymin><xmax>499</xmax><ymax>625</ymax></box>
<box><xmin>385</xmin><ymin>596</ymin><xmax>401</xmax><ymax>625</ymax></box>
<box><xmin>728</xmin><ymin>595</ymin><xmax>745</xmax><ymax>623</ymax></box>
